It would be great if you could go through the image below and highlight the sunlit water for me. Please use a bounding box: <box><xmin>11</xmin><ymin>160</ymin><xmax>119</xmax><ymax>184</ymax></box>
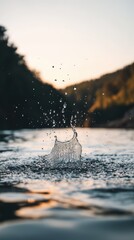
<box><xmin>0</xmin><ymin>128</ymin><xmax>134</xmax><ymax>240</ymax></box>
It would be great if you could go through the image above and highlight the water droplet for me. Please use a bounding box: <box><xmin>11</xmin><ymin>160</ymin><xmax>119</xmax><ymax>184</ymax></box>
<box><xmin>63</xmin><ymin>103</ymin><xmax>67</xmax><ymax>108</ymax></box>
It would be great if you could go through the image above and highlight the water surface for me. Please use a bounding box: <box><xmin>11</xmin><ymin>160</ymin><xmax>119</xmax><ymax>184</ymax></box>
<box><xmin>0</xmin><ymin>128</ymin><xmax>134</xmax><ymax>240</ymax></box>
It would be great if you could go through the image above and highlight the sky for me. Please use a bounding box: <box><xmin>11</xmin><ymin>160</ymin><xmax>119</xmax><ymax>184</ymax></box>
<box><xmin>0</xmin><ymin>0</ymin><xmax>134</xmax><ymax>88</ymax></box>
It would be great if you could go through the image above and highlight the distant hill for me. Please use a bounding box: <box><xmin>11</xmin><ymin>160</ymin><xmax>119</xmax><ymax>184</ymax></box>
<box><xmin>62</xmin><ymin>63</ymin><xmax>134</xmax><ymax>128</ymax></box>
<box><xmin>0</xmin><ymin>26</ymin><xmax>71</xmax><ymax>129</ymax></box>
<box><xmin>1</xmin><ymin>25</ymin><xmax>134</xmax><ymax>129</ymax></box>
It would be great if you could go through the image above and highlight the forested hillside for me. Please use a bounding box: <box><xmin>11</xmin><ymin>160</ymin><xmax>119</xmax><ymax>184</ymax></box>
<box><xmin>63</xmin><ymin>63</ymin><xmax>134</xmax><ymax>128</ymax></box>
<box><xmin>0</xmin><ymin>26</ymin><xmax>71</xmax><ymax>129</ymax></box>
<box><xmin>0</xmin><ymin>25</ymin><xmax>134</xmax><ymax>129</ymax></box>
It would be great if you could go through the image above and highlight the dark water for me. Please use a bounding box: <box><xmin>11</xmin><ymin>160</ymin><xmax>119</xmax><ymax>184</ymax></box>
<box><xmin>0</xmin><ymin>128</ymin><xmax>134</xmax><ymax>240</ymax></box>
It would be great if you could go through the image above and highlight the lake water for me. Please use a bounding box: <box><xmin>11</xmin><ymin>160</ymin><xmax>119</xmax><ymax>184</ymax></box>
<box><xmin>0</xmin><ymin>128</ymin><xmax>134</xmax><ymax>240</ymax></box>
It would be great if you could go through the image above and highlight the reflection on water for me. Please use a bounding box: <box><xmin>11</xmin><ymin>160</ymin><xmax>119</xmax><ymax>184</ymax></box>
<box><xmin>0</xmin><ymin>129</ymin><xmax>134</xmax><ymax>239</ymax></box>
<box><xmin>0</xmin><ymin>180</ymin><xmax>134</xmax><ymax>223</ymax></box>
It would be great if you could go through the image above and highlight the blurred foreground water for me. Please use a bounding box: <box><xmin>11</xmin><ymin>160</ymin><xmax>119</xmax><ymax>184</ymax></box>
<box><xmin>0</xmin><ymin>128</ymin><xmax>134</xmax><ymax>240</ymax></box>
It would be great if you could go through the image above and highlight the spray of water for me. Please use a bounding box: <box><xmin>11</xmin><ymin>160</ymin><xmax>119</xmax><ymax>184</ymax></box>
<box><xmin>45</xmin><ymin>117</ymin><xmax>82</xmax><ymax>162</ymax></box>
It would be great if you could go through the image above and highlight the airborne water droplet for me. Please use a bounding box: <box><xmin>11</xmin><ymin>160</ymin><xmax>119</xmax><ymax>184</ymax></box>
<box><xmin>63</xmin><ymin>103</ymin><xmax>67</xmax><ymax>108</ymax></box>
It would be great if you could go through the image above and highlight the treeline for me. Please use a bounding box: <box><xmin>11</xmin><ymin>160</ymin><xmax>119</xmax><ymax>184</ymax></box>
<box><xmin>0</xmin><ymin>25</ymin><xmax>134</xmax><ymax>130</ymax></box>
<box><xmin>63</xmin><ymin>63</ymin><xmax>134</xmax><ymax>128</ymax></box>
<box><xmin>0</xmin><ymin>26</ymin><xmax>72</xmax><ymax>129</ymax></box>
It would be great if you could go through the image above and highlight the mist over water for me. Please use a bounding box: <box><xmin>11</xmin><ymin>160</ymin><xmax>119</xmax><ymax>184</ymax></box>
<box><xmin>0</xmin><ymin>128</ymin><xmax>134</xmax><ymax>240</ymax></box>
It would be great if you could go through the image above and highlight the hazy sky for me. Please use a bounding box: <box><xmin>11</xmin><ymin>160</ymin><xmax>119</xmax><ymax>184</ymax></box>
<box><xmin>0</xmin><ymin>0</ymin><xmax>134</xmax><ymax>88</ymax></box>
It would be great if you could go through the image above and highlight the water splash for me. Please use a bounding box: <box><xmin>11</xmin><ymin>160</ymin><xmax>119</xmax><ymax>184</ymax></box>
<box><xmin>45</xmin><ymin>125</ymin><xmax>82</xmax><ymax>162</ymax></box>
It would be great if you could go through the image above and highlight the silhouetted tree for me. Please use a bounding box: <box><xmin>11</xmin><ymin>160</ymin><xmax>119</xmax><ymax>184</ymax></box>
<box><xmin>0</xmin><ymin>26</ymin><xmax>72</xmax><ymax>129</ymax></box>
